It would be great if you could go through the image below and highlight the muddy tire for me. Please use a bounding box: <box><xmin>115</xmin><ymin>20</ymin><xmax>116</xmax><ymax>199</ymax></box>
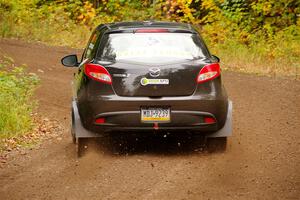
<box><xmin>77</xmin><ymin>138</ymin><xmax>89</xmax><ymax>157</ymax></box>
<box><xmin>72</xmin><ymin>134</ymin><xmax>76</xmax><ymax>144</ymax></box>
<box><xmin>207</xmin><ymin>137</ymin><xmax>227</xmax><ymax>153</ymax></box>
<box><xmin>71</xmin><ymin>110</ymin><xmax>76</xmax><ymax>144</ymax></box>
<box><xmin>71</xmin><ymin>124</ymin><xmax>76</xmax><ymax>144</ymax></box>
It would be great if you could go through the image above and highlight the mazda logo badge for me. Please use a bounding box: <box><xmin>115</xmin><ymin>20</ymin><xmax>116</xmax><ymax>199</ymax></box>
<box><xmin>149</xmin><ymin>67</ymin><xmax>160</xmax><ymax>77</ymax></box>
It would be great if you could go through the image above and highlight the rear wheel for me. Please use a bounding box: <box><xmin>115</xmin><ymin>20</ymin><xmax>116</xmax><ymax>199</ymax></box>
<box><xmin>71</xmin><ymin>124</ymin><xmax>76</xmax><ymax>144</ymax></box>
<box><xmin>207</xmin><ymin>137</ymin><xmax>227</xmax><ymax>153</ymax></box>
<box><xmin>71</xmin><ymin>110</ymin><xmax>76</xmax><ymax>144</ymax></box>
<box><xmin>72</xmin><ymin>134</ymin><xmax>76</xmax><ymax>144</ymax></box>
<box><xmin>77</xmin><ymin>138</ymin><xmax>89</xmax><ymax>157</ymax></box>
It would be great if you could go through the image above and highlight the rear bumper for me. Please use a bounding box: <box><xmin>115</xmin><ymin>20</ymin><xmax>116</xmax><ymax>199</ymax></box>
<box><xmin>72</xmin><ymin>99</ymin><xmax>232</xmax><ymax>138</ymax></box>
<box><xmin>78</xmin><ymin>93</ymin><xmax>228</xmax><ymax>127</ymax></box>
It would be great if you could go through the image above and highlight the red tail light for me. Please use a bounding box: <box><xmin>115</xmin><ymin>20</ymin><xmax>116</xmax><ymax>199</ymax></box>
<box><xmin>197</xmin><ymin>63</ymin><xmax>221</xmax><ymax>83</ymax></box>
<box><xmin>84</xmin><ymin>63</ymin><xmax>112</xmax><ymax>84</ymax></box>
<box><xmin>95</xmin><ymin>117</ymin><xmax>105</xmax><ymax>124</ymax></box>
<box><xmin>136</xmin><ymin>29</ymin><xmax>169</xmax><ymax>33</ymax></box>
<box><xmin>204</xmin><ymin>117</ymin><xmax>216</xmax><ymax>124</ymax></box>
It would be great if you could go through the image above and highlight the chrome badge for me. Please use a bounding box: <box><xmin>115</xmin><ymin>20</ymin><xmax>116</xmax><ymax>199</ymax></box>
<box><xmin>149</xmin><ymin>67</ymin><xmax>160</xmax><ymax>77</ymax></box>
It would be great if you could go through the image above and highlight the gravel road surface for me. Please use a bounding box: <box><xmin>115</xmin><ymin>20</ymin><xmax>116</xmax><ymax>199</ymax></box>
<box><xmin>0</xmin><ymin>39</ymin><xmax>299</xmax><ymax>200</ymax></box>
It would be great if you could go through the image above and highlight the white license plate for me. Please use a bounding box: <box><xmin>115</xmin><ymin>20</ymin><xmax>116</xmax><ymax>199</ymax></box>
<box><xmin>141</xmin><ymin>107</ymin><xmax>170</xmax><ymax>122</ymax></box>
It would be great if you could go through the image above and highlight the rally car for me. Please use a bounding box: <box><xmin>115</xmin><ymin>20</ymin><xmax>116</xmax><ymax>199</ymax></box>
<box><xmin>61</xmin><ymin>21</ymin><xmax>232</xmax><ymax>156</ymax></box>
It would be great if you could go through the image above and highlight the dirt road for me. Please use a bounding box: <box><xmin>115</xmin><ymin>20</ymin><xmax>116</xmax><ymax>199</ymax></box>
<box><xmin>0</xmin><ymin>39</ymin><xmax>299</xmax><ymax>200</ymax></box>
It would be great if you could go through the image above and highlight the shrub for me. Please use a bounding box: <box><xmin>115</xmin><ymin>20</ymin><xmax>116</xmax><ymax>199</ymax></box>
<box><xmin>0</xmin><ymin>56</ymin><xmax>39</xmax><ymax>139</ymax></box>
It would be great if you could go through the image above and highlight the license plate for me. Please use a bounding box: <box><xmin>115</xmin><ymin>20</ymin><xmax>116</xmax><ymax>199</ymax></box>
<box><xmin>141</xmin><ymin>107</ymin><xmax>170</xmax><ymax>122</ymax></box>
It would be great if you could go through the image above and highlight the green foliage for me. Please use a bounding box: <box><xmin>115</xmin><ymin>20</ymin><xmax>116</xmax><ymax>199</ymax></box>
<box><xmin>0</xmin><ymin>56</ymin><xmax>39</xmax><ymax>139</ymax></box>
<box><xmin>0</xmin><ymin>0</ymin><xmax>91</xmax><ymax>47</ymax></box>
<box><xmin>0</xmin><ymin>0</ymin><xmax>299</xmax><ymax>78</ymax></box>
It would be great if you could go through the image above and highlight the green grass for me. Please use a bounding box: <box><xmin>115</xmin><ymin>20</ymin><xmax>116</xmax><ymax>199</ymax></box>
<box><xmin>207</xmin><ymin>38</ymin><xmax>300</xmax><ymax>79</ymax></box>
<box><xmin>0</xmin><ymin>56</ymin><xmax>39</xmax><ymax>141</ymax></box>
<box><xmin>0</xmin><ymin>7</ymin><xmax>90</xmax><ymax>48</ymax></box>
<box><xmin>201</xmin><ymin>23</ymin><xmax>300</xmax><ymax>79</ymax></box>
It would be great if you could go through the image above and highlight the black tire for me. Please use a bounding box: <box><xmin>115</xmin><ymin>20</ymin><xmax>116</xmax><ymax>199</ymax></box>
<box><xmin>71</xmin><ymin>124</ymin><xmax>76</xmax><ymax>144</ymax></box>
<box><xmin>72</xmin><ymin>134</ymin><xmax>76</xmax><ymax>144</ymax></box>
<box><xmin>207</xmin><ymin>137</ymin><xmax>227</xmax><ymax>153</ymax></box>
<box><xmin>77</xmin><ymin>138</ymin><xmax>89</xmax><ymax>157</ymax></box>
<box><xmin>71</xmin><ymin>110</ymin><xmax>76</xmax><ymax>144</ymax></box>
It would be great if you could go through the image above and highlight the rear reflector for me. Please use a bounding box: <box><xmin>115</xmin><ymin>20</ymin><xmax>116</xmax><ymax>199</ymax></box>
<box><xmin>84</xmin><ymin>63</ymin><xmax>112</xmax><ymax>84</ymax></box>
<box><xmin>204</xmin><ymin>117</ymin><xmax>216</xmax><ymax>124</ymax></box>
<box><xmin>153</xmin><ymin>122</ymin><xmax>159</xmax><ymax>130</ymax></box>
<box><xmin>95</xmin><ymin>118</ymin><xmax>105</xmax><ymax>124</ymax></box>
<box><xmin>136</xmin><ymin>29</ymin><xmax>169</xmax><ymax>33</ymax></box>
<box><xmin>197</xmin><ymin>63</ymin><xmax>221</xmax><ymax>83</ymax></box>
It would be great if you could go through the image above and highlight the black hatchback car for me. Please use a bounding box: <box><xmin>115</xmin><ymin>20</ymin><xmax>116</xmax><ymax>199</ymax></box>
<box><xmin>61</xmin><ymin>21</ymin><xmax>232</xmax><ymax>155</ymax></box>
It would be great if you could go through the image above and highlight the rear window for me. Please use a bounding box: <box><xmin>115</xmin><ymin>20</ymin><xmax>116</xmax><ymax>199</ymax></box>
<box><xmin>97</xmin><ymin>33</ymin><xmax>209</xmax><ymax>63</ymax></box>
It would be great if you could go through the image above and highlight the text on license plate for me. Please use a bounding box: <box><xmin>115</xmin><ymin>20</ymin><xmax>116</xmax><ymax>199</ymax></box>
<box><xmin>141</xmin><ymin>107</ymin><xmax>170</xmax><ymax>122</ymax></box>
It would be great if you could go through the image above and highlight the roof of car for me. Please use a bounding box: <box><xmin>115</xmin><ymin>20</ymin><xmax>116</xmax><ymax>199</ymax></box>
<box><xmin>97</xmin><ymin>21</ymin><xmax>197</xmax><ymax>33</ymax></box>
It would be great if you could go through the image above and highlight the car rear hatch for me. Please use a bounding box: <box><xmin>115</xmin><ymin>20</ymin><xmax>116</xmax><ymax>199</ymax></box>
<box><xmin>96</xmin><ymin>30</ymin><xmax>212</xmax><ymax>97</ymax></box>
<box><xmin>104</xmin><ymin>61</ymin><xmax>205</xmax><ymax>97</ymax></box>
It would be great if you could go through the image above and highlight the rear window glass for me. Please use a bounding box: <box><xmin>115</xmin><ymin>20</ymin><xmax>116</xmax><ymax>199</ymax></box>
<box><xmin>97</xmin><ymin>33</ymin><xmax>208</xmax><ymax>63</ymax></box>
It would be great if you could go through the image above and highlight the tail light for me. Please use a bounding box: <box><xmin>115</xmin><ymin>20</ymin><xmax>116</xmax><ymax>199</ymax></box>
<box><xmin>95</xmin><ymin>117</ymin><xmax>105</xmax><ymax>124</ymax></box>
<box><xmin>84</xmin><ymin>63</ymin><xmax>112</xmax><ymax>84</ymax></box>
<box><xmin>204</xmin><ymin>117</ymin><xmax>216</xmax><ymax>124</ymax></box>
<box><xmin>197</xmin><ymin>63</ymin><xmax>221</xmax><ymax>83</ymax></box>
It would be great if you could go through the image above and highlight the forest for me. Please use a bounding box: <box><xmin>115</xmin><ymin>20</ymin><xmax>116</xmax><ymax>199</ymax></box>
<box><xmin>0</xmin><ymin>0</ymin><xmax>299</xmax><ymax>77</ymax></box>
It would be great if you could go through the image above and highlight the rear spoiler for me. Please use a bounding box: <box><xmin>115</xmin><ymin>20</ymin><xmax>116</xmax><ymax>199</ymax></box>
<box><xmin>105</xmin><ymin>28</ymin><xmax>197</xmax><ymax>34</ymax></box>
